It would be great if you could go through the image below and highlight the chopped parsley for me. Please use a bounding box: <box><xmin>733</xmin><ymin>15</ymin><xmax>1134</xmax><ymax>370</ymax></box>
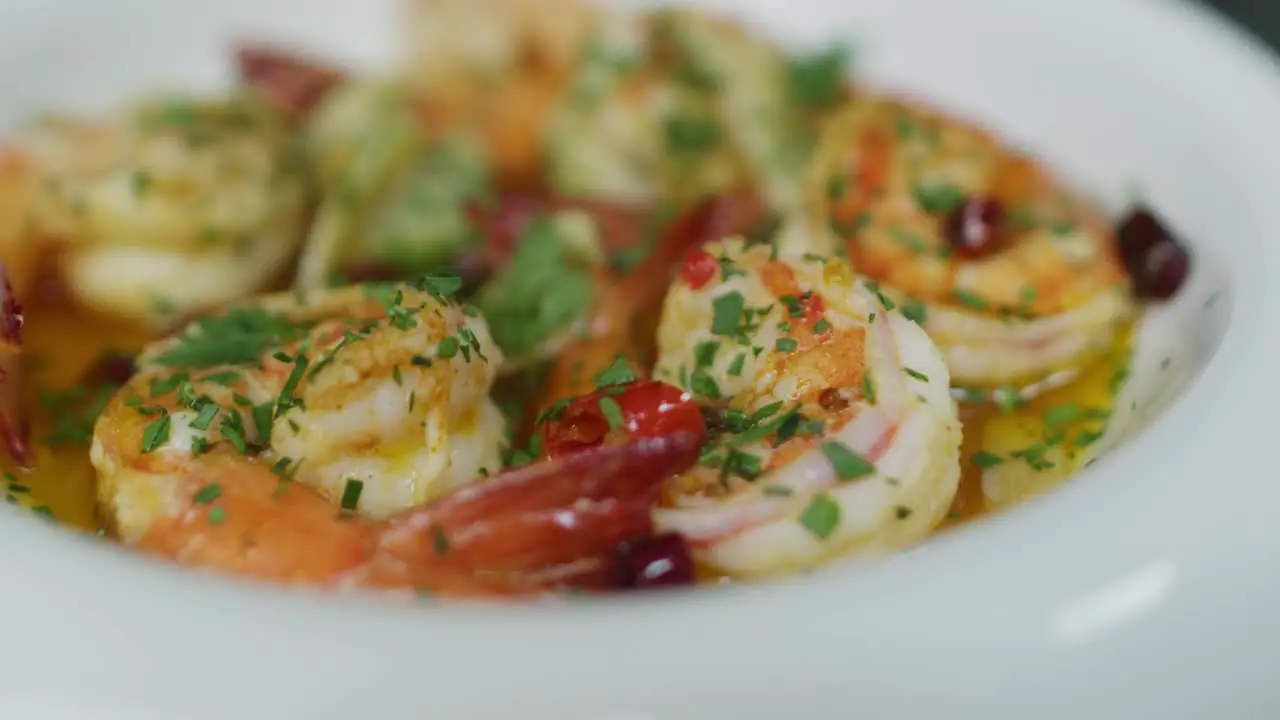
<box><xmin>598</xmin><ymin>396</ymin><xmax>625</xmax><ymax>431</ymax></box>
<box><xmin>192</xmin><ymin>483</ymin><xmax>222</xmax><ymax>504</ymax></box>
<box><xmin>152</xmin><ymin>307</ymin><xmax>309</xmax><ymax>370</ymax></box>
<box><xmin>340</xmin><ymin>478</ymin><xmax>364</xmax><ymax>511</ymax></box>
<box><xmin>888</xmin><ymin>226</ymin><xmax>929</xmax><ymax>254</ymax></box>
<box><xmin>788</xmin><ymin>43</ymin><xmax>849</xmax><ymax>109</ymax></box>
<box><xmin>952</xmin><ymin>289</ymin><xmax>990</xmax><ymax>311</ymax></box>
<box><xmin>595</xmin><ymin>355</ymin><xmax>639</xmax><ymax>387</ymax></box>
<box><xmin>477</xmin><ymin>215</ymin><xmax>593</xmax><ymax>359</ymax></box>
<box><xmin>432</xmin><ymin>526</ymin><xmax>451</xmax><ymax>556</ymax></box>
<box><xmin>710</xmin><ymin>291</ymin><xmax>746</xmax><ymax>337</ymax></box>
<box><xmin>913</xmin><ymin>183</ymin><xmax>966</xmax><ymax>214</ymax></box>
<box><xmin>775</xmin><ymin>337</ymin><xmax>798</xmax><ymax>352</ymax></box>
<box><xmin>1043</xmin><ymin>403</ymin><xmax>1081</xmax><ymax>426</ymax></box>
<box><xmin>436</xmin><ymin>335</ymin><xmax>459</xmax><ymax>359</ymax></box>
<box><xmin>727</xmin><ymin>353</ymin><xmax>747</xmax><ymax>377</ymax></box>
<box><xmin>663</xmin><ymin>115</ymin><xmax>720</xmax><ymax>154</ymax></box>
<box><xmin>900</xmin><ymin>300</ymin><xmax>928</xmax><ymax>325</ymax></box>
<box><xmin>970</xmin><ymin>451</ymin><xmax>1004</xmax><ymax>469</ymax></box>
<box><xmin>140</xmin><ymin>414</ymin><xmax>171</xmax><ymax>454</ymax></box>
<box><xmin>799</xmin><ymin>493</ymin><xmax>840</xmax><ymax>539</ymax></box>
<box><xmin>821</xmin><ymin>441</ymin><xmax>875</xmax><ymax>481</ymax></box>
<box><xmin>904</xmin><ymin>367</ymin><xmax>929</xmax><ymax>383</ymax></box>
<box><xmin>689</xmin><ymin>369</ymin><xmax>722</xmax><ymax>400</ymax></box>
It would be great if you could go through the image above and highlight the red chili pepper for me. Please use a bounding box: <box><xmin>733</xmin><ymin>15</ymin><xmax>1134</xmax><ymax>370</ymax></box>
<box><xmin>235</xmin><ymin>42</ymin><xmax>344</xmax><ymax>122</ymax></box>
<box><xmin>541</xmin><ymin>380</ymin><xmax>705</xmax><ymax>459</ymax></box>
<box><xmin>679</xmin><ymin>248</ymin><xmax>719</xmax><ymax>289</ymax></box>
<box><xmin>801</xmin><ymin>292</ymin><xmax>825</xmax><ymax>323</ymax></box>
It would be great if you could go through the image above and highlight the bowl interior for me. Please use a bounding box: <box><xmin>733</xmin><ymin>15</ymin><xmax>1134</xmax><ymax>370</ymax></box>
<box><xmin>0</xmin><ymin>0</ymin><xmax>1233</xmax><ymax>531</ymax></box>
<box><xmin>0</xmin><ymin>1</ymin><xmax>1266</xmax><ymax>718</ymax></box>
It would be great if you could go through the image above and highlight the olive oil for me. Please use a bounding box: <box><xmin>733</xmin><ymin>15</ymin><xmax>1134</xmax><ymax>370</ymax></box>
<box><xmin>942</xmin><ymin>322</ymin><xmax>1133</xmax><ymax>526</ymax></box>
<box><xmin>2</xmin><ymin>299</ymin><xmax>151</xmax><ymax>532</ymax></box>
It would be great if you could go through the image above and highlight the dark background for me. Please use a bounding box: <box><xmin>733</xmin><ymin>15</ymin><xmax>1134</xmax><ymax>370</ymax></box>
<box><xmin>1206</xmin><ymin>0</ymin><xmax>1280</xmax><ymax>48</ymax></box>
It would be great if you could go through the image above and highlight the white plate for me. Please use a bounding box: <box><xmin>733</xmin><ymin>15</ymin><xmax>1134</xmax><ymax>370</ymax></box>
<box><xmin>0</xmin><ymin>0</ymin><xmax>1276</xmax><ymax>718</ymax></box>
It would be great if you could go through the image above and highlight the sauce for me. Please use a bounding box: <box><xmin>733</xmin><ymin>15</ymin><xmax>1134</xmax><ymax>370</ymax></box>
<box><xmin>944</xmin><ymin>323</ymin><xmax>1133</xmax><ymax>526</ymax></box>
<box><xmin>3</xmin><ymin>299</ymin><xmax>1132</xmax><ymax>546</ymax></box>
<box><xmin>2</xmin><ymin>298</ymin><xmax>151</xmax><ymax>532</ymax></box>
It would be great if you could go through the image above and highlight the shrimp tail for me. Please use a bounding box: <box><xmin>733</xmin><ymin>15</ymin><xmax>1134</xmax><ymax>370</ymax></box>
<box><xmin>378</xmin><ymin>432</ymin><xmax>703</xmax><ymax>590</ymax></box>
<box><xmin>0</xmin><ymin>266</ymin><xmax>31</xmax><ymax>468</ymax></box>
<box><xmin>235</xmin><ymin>42</ymin><xmax>345</xmax><ymax>122</ymax></box>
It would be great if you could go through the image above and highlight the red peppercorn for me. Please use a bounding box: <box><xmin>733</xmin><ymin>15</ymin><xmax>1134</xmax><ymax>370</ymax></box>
<box><xmin>818</xmin><ymin>387</ymin><xmax>849</xmax><ymax>411</ymax></box>
<box><xmin>1115</xmin><ymin>206</ymin><xmax>1191</xmax><ymax>300</ymax></box>
<box><xmin>944</xmin><ymin>196</ymin><xmax>1006</xmax><ymax>259</ymax></box>
<box><xmin>679</xmin><ymin>248</ymin><xmax>719</xmax><ymax>289</ymax></box>
<box><xmin>613</xmin><ymin>533</ymin><xmax>695</xmax><ymax>589</ymax></box>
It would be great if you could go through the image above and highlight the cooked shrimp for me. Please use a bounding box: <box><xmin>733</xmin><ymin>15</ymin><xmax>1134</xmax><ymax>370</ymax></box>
<box><xmin>92</xmin><ymin>280</ymin><xmax>507</xmax><ymax>531</ymax></box>
<box><xmin>402</xmin><ymin>0</ymin><xmax>595</xmax><ymax>186</ymax></box>
<box><xmin>651</xmin><ymin>236</ymin><xmax>962</xmax><ymax>577</ymax></box>
<box><xmin>544</xmin><ymin>7</ymin><xmax>813</xmax><ymax>209</ymax></box>
<box><xmin>295</xmin><ymin>81</ymin><xmax>491</xmax><ymax>290</ymax></box>
<box><xmin>805</xmin><ymin>93</ymin><xmax>1135</xmax><ymax>389</ymax></box>
<box><xmin>15</xmin><ymin>94</ymin><xmax>309</xmax><ymax>326</ymax></box>
<box><xmin>101</xmin><ymin>432</ymin><xmax>701</xmax><ymax>596</ymax></box>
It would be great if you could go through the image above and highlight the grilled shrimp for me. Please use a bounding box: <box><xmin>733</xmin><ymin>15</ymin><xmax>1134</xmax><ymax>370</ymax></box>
<box><xmin>97</xmin><ymin>431</ymin><xmax>700</xmax><ymax>596</ymax></box>
<box><xmin>92</xmin><ymin>279</ymin><xmax>508</xmax><ymax>532</ymax></box>
<box><xmin>402</xmin><ymin>0</ymin><xmax>596</xmax><ymax>186</ymax></box>
<box><xmin>806</xmin><ymin>93</ymin><xmax>1135</xmax><ymax>390</ymax></box>
<box><xmin>651</xmin><ymin>236</ymin><xmax>962</xmax><ymax>577</ymax></box>
<box><xmin>294</xmin><ymin>81</ymin><xmax>491</xmax><ymax>290</ymax></box>
<box><xmin>545</xmin><ymin>7</ymin><xmax>817</xmax><ymax>210</ymax></box>
<box><xmin>17</xmin><ymin>94</ymin><xmax>309</xmax><ymax>326</ymax></box>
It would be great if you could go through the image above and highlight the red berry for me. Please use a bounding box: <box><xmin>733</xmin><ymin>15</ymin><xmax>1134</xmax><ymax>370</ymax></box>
<box><xmin>679</xmin><ymin>249</ymin><xmax>719</xmax><ymax>290</ymax></box>
<box><xmin>1115</xmin><ymin>206</ymin><xmax>1191</xmax><ymax>300</ymax></box>
<box><xmin>944</xmin><ymin>196</ymin><xmax>1005</xmax><ymax>259</ymax></box>
<box><xmin>613</xmin><ymin>533</ymin><xmax>695</xmax><ymax>589</ymax></box>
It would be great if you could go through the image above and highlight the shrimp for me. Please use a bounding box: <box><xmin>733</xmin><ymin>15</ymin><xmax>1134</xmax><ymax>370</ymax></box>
<box><xmin>14</xmin><ymin>94</ymin><xmax>310</xmax><ymax>327</ymax></box>
<box><xmin>102</xmin><ymin>432</ymin><xmax>701</xmax><ymax>597</ymax></box>
<box><xmin>92</xmin><ymin>280</ymin><xmax>508</xmax><ymax>531</ymax></box>
<box><xmin>401</xmin><ymin>0</ymin><xmax>596</xmax><ymax>186</ymax></box>
<box><xmin>544</xmin><ymin>7</ymin><xmax>813</xmax><ymax>210</ymax></box>
<box><xmin>294</xmin><ymin>81</ymin><xmax>491</xmax><ymax>290</ymax></box>
<box><xmin>805</xmin><ymin>93</ymin><xmax>1136</xmax><ymax>390</ymax></box>
<box><xmin>650</xmin><ymin>236</ymin><xmax>962</xmax><ymax>577</ymax></box>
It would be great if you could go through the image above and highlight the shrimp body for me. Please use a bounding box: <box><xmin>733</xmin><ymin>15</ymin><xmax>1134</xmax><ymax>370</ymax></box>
<box><xmin>92</xmin><ymin>281</ymin><xmax>507</xmax><ymax>539</ymax></box>
<box><xmin>295</xmin><ymin>81</ymin><xmax>491</xmax><ymax>289</ymax></box>
<box><xmin>545</xmin><ymin>7</ymin><xmax>810</xmax><ymax>209</ymax></box>
<box><xmin>807</xmin><ymin>93</ymin><xmax>1135</xmax><ymax>389</ymax></box>
<box><xmin>98</xmin><ymin>433</ymin><xmax>699</xmax><ymax>597</ymax></box>
<box><xmin>652</xmin><ymin>237</ymin><xmax>961</xmax><ymax>577</ymax></box>
<box><xmin>19</xmin><ymin>95</ymin><xmax>309</xmax><ymax>325</ymax></box>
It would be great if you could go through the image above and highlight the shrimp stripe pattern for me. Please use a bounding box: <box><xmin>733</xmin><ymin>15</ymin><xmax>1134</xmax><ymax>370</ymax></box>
<box><xmin>804</xmin><ymin>92</ymin><xmax>1135</xmax><ymax>389</ymax></box>
<box><xmin>651</xmin><ymin>235</ymin><xmax>962</xmax><ymax>577</ymax></box>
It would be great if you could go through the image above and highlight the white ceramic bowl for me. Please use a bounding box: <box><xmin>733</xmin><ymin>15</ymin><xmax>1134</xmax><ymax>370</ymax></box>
<box><xmin>0</xmin><ymin>0</ymin><xmax>1277</xmax><ymax>718</ymax></box>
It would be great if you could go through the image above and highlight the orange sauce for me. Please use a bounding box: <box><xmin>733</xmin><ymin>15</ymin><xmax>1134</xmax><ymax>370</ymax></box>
<box><xmin>943</xmin><ymin>323</ymin><xmax>1133</xmax><ymax>526</ymax></box>
<box><xmin>2</xmin><ymin>298</ymin><xmax>151</xmax><ymax>532</ymax></box>
<box><xmin>3</xmin><ymin>297</ymin><xmax>1132</xmax><ymax>547</ymax></box>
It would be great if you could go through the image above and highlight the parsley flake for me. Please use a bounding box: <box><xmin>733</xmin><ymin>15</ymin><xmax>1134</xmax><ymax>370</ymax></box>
<box><xmin>821</xmin><ymin>441</ymin><xmax>875</xmax><ymax>481</ymax></box>
<box><xmin>799</xmin><ymin>493</ymin><xmax>840</xmax><ymax>539</ymax></box>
